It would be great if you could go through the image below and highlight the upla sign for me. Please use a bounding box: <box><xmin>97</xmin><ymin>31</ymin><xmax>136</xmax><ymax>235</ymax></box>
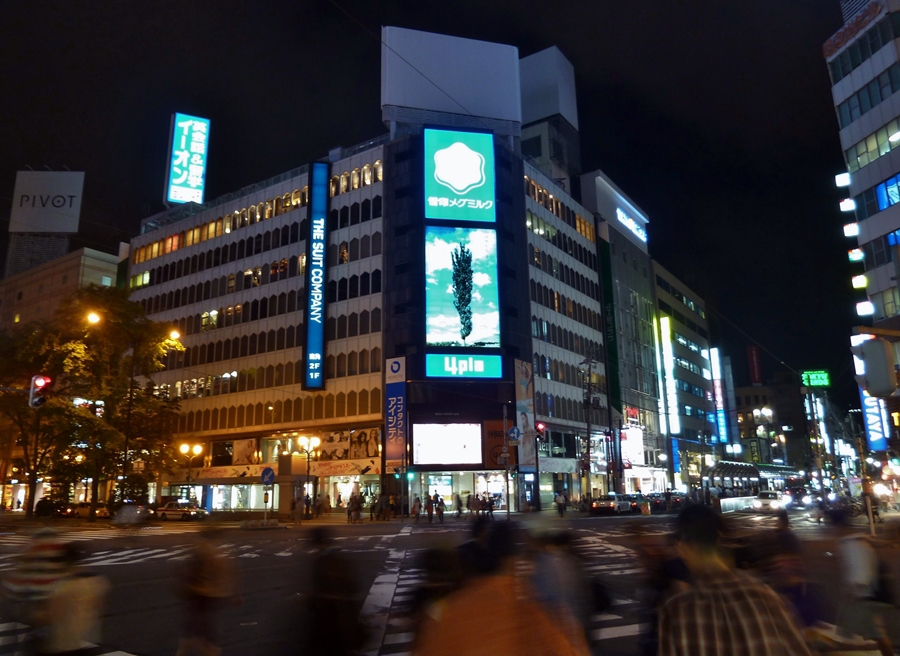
<box><xmin>10</xmin><ymin>171</ymin><xmax>84</xmax><ymax>234</ymax></box>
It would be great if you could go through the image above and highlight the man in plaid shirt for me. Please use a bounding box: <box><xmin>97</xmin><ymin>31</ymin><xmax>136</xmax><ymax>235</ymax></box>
<box><xmin>658</xmin><ymin>505</ymin><xmax>812</xmax><ymax>656</ymax></box>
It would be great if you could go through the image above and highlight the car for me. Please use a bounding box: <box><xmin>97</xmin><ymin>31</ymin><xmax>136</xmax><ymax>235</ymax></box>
<box><xmin>589</xmin><ymin>494</ymin><xmax>632</xmax><ymax>515</ymax></box>
<box><xmin>71</xmin><ymin>502</ymin><xmax>110</xmax><ymax>519</ymax></box>
<box><xmin>780</xmin><ymin>487</ymin><xmax>810</xmax><ymax>510</ymax></box>
<box><xmin>751</xmin><ymin>491</ymin><xmax>783</xmax><ymax>513</ymax></box>
<box><xmin>34</xmin><ymin>498</ymin><xmax>74</xmax><ymax>518</ymax></box>
<box><xmin>153</xmin><ymin>501</ymin><xmax>208</xmax><ymax>521</ymax></box>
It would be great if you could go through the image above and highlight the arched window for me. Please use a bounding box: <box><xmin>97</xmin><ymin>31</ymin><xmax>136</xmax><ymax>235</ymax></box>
<box><xmin>360</xmin><ymin>272</ymin><xmax>370</xmax><ymax>296</ymax></box>
<box><xmin>339</xmin><ymin>241</ymin><xmax>349</xmax><ymax>264</ymax></box>
<box><xmin>361</xmin><ymin>199</ymin><xmax>371</xmax><ymax>222</ymax></box>
<box><xmin>359</xmin><ymin>390</ymin><xmax>369</xmax><ymax>415</ymax></box>
<box><xmin>374</xmin><ymin>160</ymin><xmax>383</xmax><ymax>182</ymax></box>
<box><xmin>373</xmin><ymin>195</ymin><xmax>382</xmax><ymax>218</ymax></box>
<box><xmin>371</xmin><ymin>347</ymin><xmax>382</xmax><ymax>372</ymax></box>
<box><xmin>326</xmin><ymin>355</ymin><xmax>336</xmax><ymax>379</ymax></box>
<box><xmin>314</xmin><ymin>395</ymin><xmax>324</xmax><ymax>419</ymax></box>
<box><xmin>372</xmin><ymin>269</ymin><xmax>382</xmax><ymax>293</ymax></box>
<box><xmin>359</xmin><ymin>349</ymin><xmax>370</xmax><ymax>374</ymax></box>
<box><xmin>326</xmin><ymin>317</ymin><xmax>336</xmax><ymax>340</ymax></box>
<box><xmin>340</xmin><ymin>206</ymin><xmax>349</xmax><ymax>229</ymax></box>
<box><xmin>337</xmin><ymin>354</ymin><xmax>346</xmax><ymax>377</ymax></box>
<box><xmin>348</xmin><ymin>391</ymin><xmax>358</xmax><ymax>416</ymax></box>
<box><xmin>325</xmin><ymin>394</ymin><xmax>335</xmax><ymax>418</ymax></box>
<box><xmin>330</xmin><ymin>176</ymin><xmax>339</xmax><ymax>197</ymax></box>
<box><xmin>360</xmin><ymin>234</ymin><xmax>370</xmax><ymax>259</ymax></box>
<box><xmin>348</xmin><ymin>351</ymin><xmax>358</xmax><ymax>376</ymax></box>
<box><xmin>351</xmin><ymin>168</ymin><xmax>360</xmax><ymax>190</ymax></box>
<box><xmin>349</xmin><ymin>275</ymin><xmax>359</xmax><ymax>299</ymax></box>
<box><xmin>350</xmin><ymin>203</ymin><xmax>360</xmax><ymax>226</ymax></box>
<box><xmin>348</xmin><ymin>312</ymin><xmax>358</xmax><ymax>336</ymax></box>
<box><xmin>340</xmin><ymin>172</ymin><xmax>350</xmax><ymax>194</ymax></box>
<box><xmin>336</xmin><ymin>392</ymin><xmax>346</xmax><ymax>417</ymax></box>
<box><xmin>303</xmin><ymin>396</ymin><xmax>313</xmax><ymax>421</ymax></box>
<box><xmin>371</xmin><ymin>308</ymin><xmax>382</xmax><ymax>332</ymax></box>
<box><xmin>359</xmin><ymin>310</ymin><xmax>370</xmax><ymax>334</ymax></box>
<box><xmin>362</xmin><ymin>164</ymin><xmax>372</xmax><ymax>186</ymax></box>
<box><xmin>338</xmin><ymin>314</ymin><xmax>348</xmax><ymax>339</ymax></box>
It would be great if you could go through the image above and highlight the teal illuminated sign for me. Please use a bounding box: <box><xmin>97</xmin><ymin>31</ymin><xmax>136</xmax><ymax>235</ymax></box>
<box><xmin>166</xmin><ymin>113</ymin><xmax>210</xmax><ymax>204</ymax></box>
<box><xmin>425</xmin><ymin>354</ymin><xmax>502</xmax><ymax>378</ymax></box>
<box><xmin>424</xmin><ymin>129</ymin><xmax>495</xmax><ymax>222</ymax></box>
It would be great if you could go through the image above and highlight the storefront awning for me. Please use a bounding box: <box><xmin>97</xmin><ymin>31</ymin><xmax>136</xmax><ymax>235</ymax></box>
<box><xmin>704</xmin><ymin>460</ymin><xmax>759</xmax><ymax>482</ymax></box>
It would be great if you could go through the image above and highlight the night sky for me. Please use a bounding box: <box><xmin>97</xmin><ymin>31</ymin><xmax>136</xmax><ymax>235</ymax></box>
<box><xmin>0</xmin><ymin>3</ymin><xmax>856</xmax><ymax>405</ymax></box>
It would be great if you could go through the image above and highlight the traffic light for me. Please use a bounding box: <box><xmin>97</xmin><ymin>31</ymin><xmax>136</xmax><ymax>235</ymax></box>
<box><xmin>406</xmin><ymin>471</ymin><xmax>415</xmax><ymax>481</ymax></box>
<box><xmin>28</xmin><ymin>375</ymin><xmax>51</xmax><ymax>409</ymax></box>
<box><xmin>851</xmin><ymin>337</ymin><xmax>897</xmax><ymax>397</ymax></box>
<box><xmin>535</xmin><ymin>422</ymin><xmax>546</xmax><ymax>438</ymax></box>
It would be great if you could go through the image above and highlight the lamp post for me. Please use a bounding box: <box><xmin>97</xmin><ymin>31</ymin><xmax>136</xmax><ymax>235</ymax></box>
<box><xmin>297</xmin><ymin>436</ymin><xmax>321</xmax><ymax>518</ymax></box>
<box><xmin>179</xmin><ymin>443</ymin><xmax>203</xmax><ymax>502</ymax></box>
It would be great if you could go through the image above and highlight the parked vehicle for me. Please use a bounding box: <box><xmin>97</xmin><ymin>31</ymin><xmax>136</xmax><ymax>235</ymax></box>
<box><xmin>71</xmin><ymin>502</ymin><xmax>110</xmax><ymax>519</ymax></box>
<box><xmin>111</xmin><ymin>503</ymin><xmax>152</xmax><ymax>526</ymax></box>
<box><xmin>152</xmin><ymin>501</ymin><xmax>208</xmax><ymax>521</ymax></box>
<box><xmin>34</xmin><ymin>498</ymin><xmax>74</xmax><ymax>518</ymax></box>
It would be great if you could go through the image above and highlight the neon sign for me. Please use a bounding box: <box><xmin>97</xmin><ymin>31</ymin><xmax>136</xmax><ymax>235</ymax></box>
<box><xmin>615</xmin><ymin>208</ymin><xmax>647</xmax><ymax>243</ymax></box>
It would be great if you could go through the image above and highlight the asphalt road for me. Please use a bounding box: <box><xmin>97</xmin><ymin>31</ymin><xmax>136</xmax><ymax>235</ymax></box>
<box><xmin>0</xmin><ymin>510</ymin><xmax>895</xmax><ymax>656</ymax></box>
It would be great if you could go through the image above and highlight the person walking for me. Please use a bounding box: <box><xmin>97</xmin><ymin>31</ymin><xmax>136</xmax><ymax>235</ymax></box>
<box><xmin>304</xmin><ymin>493</ymin><xmax>312</xmax><ymax>518</ymax></box>
<box><xmin>664</xmin><ymin>488</ymin><xmax>673</xmax><ymax>512</ymax></box>
<box><xmin>175</xmin><ymin>531</ymin><xmax>238</xmax><ymax>656</ymax></box>
<box><xmin>412</xmin><ymin>496</ymin><xmax>422</xmax><ymax>523</ymax></box>
<box><xmin>437</xmin><ymin>497</ymin><xmax>445</xmax><ymax>524</ymax></box>
<box><xmin>426</xmin><ymin>495</ymin><xmax>434</xmax><ymax>523</ymax></box>
<box><xmin>658</xmin><ymin>505</ymin><xmax>811</xmax><ymax>655</ymax></box>
<box><xmin>291</xmin><ymin>497</ymin><xmax>302</xmax><ymax>528</ymax></box>
<box><xmin>486</xmin><ymin>495</ymin><xmax>495</xmax><ymax>519</ymax></box>
<box><xmin>556</xmin><ymin>491</ymin><xmax>566</xmax><ymax>518</ymax></box>
<box><xmin>325</xmin><ymin>494</ymin><xmax>331</xmax><ymax>514</ymax></box>
<box><xmin>454</xmin><ymin>493</ymin><xmax>462</xmax><ymax>519</ymax></box>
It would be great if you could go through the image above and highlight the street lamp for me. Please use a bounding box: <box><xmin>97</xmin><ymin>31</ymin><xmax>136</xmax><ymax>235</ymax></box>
<box><xmin>179</xmin><ymin>443</ymin><xmax>203</xmax><ymax>484</ymax></box>
<box><xmin>296</xmin><ymin>436</ymin><xmax>321</xmax><ymax>517</ymax></box>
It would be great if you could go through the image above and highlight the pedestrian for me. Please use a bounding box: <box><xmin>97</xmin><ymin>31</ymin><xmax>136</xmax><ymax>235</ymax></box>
<box><xmin>426</xmin><ymin>495</ymin><xmax>434</xmax><ymax>523</ymax></box>
<box><xmin>486</xmin><ymin>495</ymin><xmax>494</xmax><ymax>519</ymax></box>
<box><xmin>665</xmin><ymin>488</ymin><xmax>673</xmax><ymax>512</ymax></box>
<box><xmin>703</xmin><ymin>486</ymin><xmax>711</xmax><ymax>507</ymax></box>
<box><xmin>389</xmin><ymin>493</ymin><xmax>396</xmax><ymax>519</ymax></box>
<box><xmin>466</xmin><ymin>493</ymin><xmax>473</xmax><ymax>519</ymax></box>
<box><xmin>291</xmin><ymin>497</ymin><xmax>302</xmax><ymax>528</ymax></box>
<box><xmin>379</xmin><ymin>493</ymin><xmax>389</xmax><ymax>521</ymax></box>
<box><xmin>305</xmin><ymin>493</ymin><xmax>312</xmax><ymax>518</ymax></box>
<box><xmin>413</xmin><ymin>496</ymin><xmax>422</xmax><ymax>523</ymax></box>
<box><xmin>28</xmin><ymin>543</ymin><xmax>111</xmax><ymax>656</ymax></box>
<box><xmin>437</xmin><ymin>497</ymin><xmax>445</xmax><ymax>523</ymax></box>
<box><xmin>175</xmin><ymin>530</ymin><xmax>238</xmax><ymax>656</ymax></box>
<box><xmin>556</xmin><ymin>491</ymin><xmax>566</xmax><ymax>518</ymax></box>
<box><xmin>864</xmin><ymin>491</ymin><xmax>884</xmax><ymax>523</ymax></box>
<box><xmin>315</xmin><ymin>494</ymin><xmax>323</xmax><ymax>518</ymax></box>
<box><xmin>658</xmin><ymin>505</ymin><xmax>811</xmax><ymax>655</ymax></box>
<box><xmin>454</xmin><ymin>493</ymin><xmax>462</xmax><ymax>519</ymax></box>
<box><xmin>325</xmin><ymin>494</ymin><xmax>331</xmax><ymax>514</ymax></box>
<box><xmin>347</xmin><ymin>495</ymin><xmax>355</xmax><ymax>523</ymax></box>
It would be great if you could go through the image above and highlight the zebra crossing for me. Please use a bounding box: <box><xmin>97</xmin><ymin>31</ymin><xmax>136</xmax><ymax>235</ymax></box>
<box><xmin>0</xmin><ymin>621</ymin><xmax>137</xmax><ymax>656</ymax></box>
<box><xmin>0</xmin><ymin>523</ymin><xmax>209</xmax><ymax>549</ymax></box>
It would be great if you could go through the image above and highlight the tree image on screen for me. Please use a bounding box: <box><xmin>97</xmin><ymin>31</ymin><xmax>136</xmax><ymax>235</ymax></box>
<box><xmin>451</xmin><ymin>242</ymin><xmax>473</xmax><ymax>344</ymax></box>
<box><xmin>425</xmin><ymin>226</ymin><xmax>500</xmax><ymax>348</ymax></box>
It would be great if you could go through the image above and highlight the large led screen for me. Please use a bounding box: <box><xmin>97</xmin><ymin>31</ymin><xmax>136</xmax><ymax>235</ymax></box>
<box><xmin>166</xmin><ymin>113</ymin><xmax>210</xmax><ymax>204</ymax></box>
<box><xmin>424</xmin><ymin>128</ymin><xmax>495</xmax><ymax>222</ymax></box>
<box><xmin>413</xmin><ymin>423</ymin><xmax>483</xmax><ymax>465</ymax></box>
<box><xmin>425</xmin><ymin>226</ymin><xmax>500</xmax><ymax>348</ymax></box>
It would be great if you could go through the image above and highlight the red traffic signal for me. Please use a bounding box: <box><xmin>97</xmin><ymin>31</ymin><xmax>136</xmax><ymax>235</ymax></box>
<box><xmin>535</xmin><ymin>421</ymin><xmax>546</xmax><ymax>435</ymax></box>
<box><xmin>29</xmin><ymin>375</ymin><xmax>51</xmax><ymax>409</ymax></box>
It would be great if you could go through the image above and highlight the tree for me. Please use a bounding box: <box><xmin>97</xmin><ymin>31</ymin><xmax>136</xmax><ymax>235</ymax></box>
<box><xmin>451</xmin><ymin>242</ymin><xmax>473</xmax><ymax>344</ymax></box>
<box><xmin>0</xmin><ymin>323</ymin><xmax>87</xmax><ymax>517</ymax></box>
<box><xmin>55</xmin><ymin>285</ymin><xmax>182</xmax><ymax>512</ymax></box>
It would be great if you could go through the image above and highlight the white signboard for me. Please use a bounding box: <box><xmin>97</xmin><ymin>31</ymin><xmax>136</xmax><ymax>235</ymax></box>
<box><xmin>10</xmin><ymin>171</ymin><xmax>84</xmax><ymax>233</ymax></box>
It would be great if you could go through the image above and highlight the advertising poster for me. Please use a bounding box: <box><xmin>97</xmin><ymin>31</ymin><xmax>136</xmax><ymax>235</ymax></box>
<box><xmin>515</xmin><ymin>359</ymin><xmax>536</xmax><ymax>472</ymax></box>
<box><xmin>425</xmin><ymin>226</ymin><xmax>500</xmax><ymax>348</ymax></box>
<box><xmin>319</xmin><ymin>428</ymin><xmax>382</xmax><ymax>461</ymax></box>
<box><xmin>385</xmin><ymin>357</ymin><xmax>408</xmax><ymax>464</ymax></box>
<box><xmin>413</xmin><ymin>423</ymin><xmax>482</xmax><ymax>465</ymax></box>
<box><xmin>232</xmin><ymin>439</ymin><xmax>257</xmax><ymax>465</ymax></box>
<box><xmin>166</xmin><ymin>113</ymin><xmax>210</xmax><ymax>204</ymax></box>
<box><xmin>483</xmin><ymin>420</ymin><xmax>518</xmax><ymax>469</ymax></box>
<box><xmin>424</xmin><ymin>128</ymin><xmax>495</xmax><ymax>222</ymax></box>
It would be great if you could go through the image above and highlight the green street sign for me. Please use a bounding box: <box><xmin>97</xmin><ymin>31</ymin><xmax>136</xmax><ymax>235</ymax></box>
<box><xmin>801</xmin><ymin>370</ymin><xmax>830</xmax><ymax>387</ymax></box>
<box><xmin>424</xmin><ymin>128</ymin><xmax>495</xmax><ymax>223</ymax></box>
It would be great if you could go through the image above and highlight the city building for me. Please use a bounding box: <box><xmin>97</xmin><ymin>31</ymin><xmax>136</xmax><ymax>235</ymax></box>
<box><xmin>826</xmin><ymin>0</ymin><xmax>900</xmax><ymax>448</ymax></box>
<box><xmin>580</xmin><ymin>170</ymin><xmax>665</xmax><ymax>494</ymax></box>
<box><xmin>125</xmin><ymin>29</ymin><xmax>619</xmax><ymax>515</ymax></box>
<box><xmin>652</xmin><ymin>263</ymin><xmax>718</xmax><ymax>490</ymax></box>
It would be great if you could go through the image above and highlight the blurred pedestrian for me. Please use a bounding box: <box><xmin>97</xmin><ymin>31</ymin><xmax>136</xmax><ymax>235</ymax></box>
<box><xmin>291</xmin><ymin>497</ymin><xmax>302</xmax><ymax>528</ymax></box>
<box><xmin>175</xmin><ymin>530</ymin><xmax>238</xmax><ymax>656</ymax></box>
<box><xmin>29</xmin><ymin>543</ymin><xmax>110</xmax><ymax>656</ymax></box>
<box><xmin>425</xmin><ymin>496</ymin><xmax>434</xmax><ymax>523</ymax></box>
<box><xmin>761</xmin><ymin>511</ymin><xmax>822</xmax><ymax>627</ymax></box>
<box><xmin>486</xmin><ymin>495</ymin><xmax>495</xmax><ymax>519</ymax></box>
<box><xmin>413</xmin><ymin>522</ymin><xmax>589</xmax><ymax>655</ymax></box>
<box><xmin>305</xmin><ymin>528</ymin><xmax>365</xmax><ymax>655</ymax></box>
<box><xmin>437</xmin><ymin>497</ymin><xmax>445</xmax><ymax>523</ymax></box>
<box><xmin>412</xmin><ymin>496</ymin><xmax>421</xmax><ymax>523</ymax></box>
<box><xmin>325</xmin><ymin>494</ymin><xmax>331</xmax><ymax>514</ymax></box>
<box><xmin>658</xmin><ymin>505</ymin><xmax>811</xmax><ymax>655</ymax></box>
<box><xmin>454</xmin><ymin>493</ymin><xmax>462</xmax><ymax>519</ymax></box>
<box><xmin>556</xmin><ymin>491</ymin><xmax>566</xmax><ymax>518</ymax></box>
<box><xmin>531</xmin><ymin>531</ymin><xmax>593</xmax><ymax>644</ymax></box>
<box><xmin>665</xmin><ymin>488</ymin><xmax>673</xmax><ymax>512</ymax></box>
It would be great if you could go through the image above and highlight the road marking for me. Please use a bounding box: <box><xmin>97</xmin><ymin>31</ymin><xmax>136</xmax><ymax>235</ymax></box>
<box><xmin>592</xmin><ymin>623</ymin><xmax>646</xmax><ymax>640</ymax></box>
<box><xmin>360</xmin><ymin>548</ymin><xmax>405</xmax><ymax>656</ymax></box>
<box><xmin>592</xmin><ymin>613</ymin><xmax>622</xmax><ymax>622</ymax></box>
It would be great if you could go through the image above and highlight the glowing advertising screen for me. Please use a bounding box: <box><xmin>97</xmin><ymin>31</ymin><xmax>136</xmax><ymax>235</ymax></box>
<box><xmin>711</xmin><ymin>348</ymin><xmax>727</xmax><ymax>443</ymax></box>
<box><xmin>385</xmin><ymin>358</ymin><xmax>407</xmax><ymax>465</ymax></box>
<box><xmin>620</xmin><ymin>427</ymin><xmax>645</xmax><ymax>467</ymax></box>
<box><xmin>413</xmin><ymin>423</ymin><xmax>483</xmax><ymax>465</ymax></box>
<box><xmin>425</xmin><ymin>226</ymin><xmax>500</xmax><ymax>348</ymax></box>
<box><xmin>303</xmin><ymin>161</ymin><xmax>329</xmax><ymax>389</ymax></box>
<box><xmin>166</xmin><ymin>113</ymin><xmax>210</xmax><ymax>204</ymax></box>
<box><xmin>801</xmin><ymin>370</ymin><xmax>831</xmax><ymax>388</ymax></box>
<box><xmin>615</xmin><ymin>208</ymin><xmax>647</xmax><ymax>243</ymax></box>
<box><xmin>425</xmin><ymin>354</ymin><xmax>503</xmax><ymax>379</ymax></box>
<box><xmin>424</xmin><ymin>129</ymin><xmax>495</xmax><ymax>222</ymax></box>
<box><xmin>660</xmin><ymin>316</ymin><xmax>681</xmax><ymax>434</ymax></box>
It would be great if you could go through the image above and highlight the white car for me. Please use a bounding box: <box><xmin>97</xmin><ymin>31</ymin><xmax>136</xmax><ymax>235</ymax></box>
<box><xmin>153</xmin><ymin>502</ymin><xmax>208</xmax><ymax>521</ymax></box>
<box><xmin>72</xmin><ymin>502</ymin><xmax>110</xmax><ymax>519</ymax></box>
<box><xmin>590</xmin><ymin>494</ymin><xmax>632</xmax><ymax>515</ymax></box>
<box><xmin>752</xmin><ymin>491</ymin><xmax>783</xmax><ymax>513</ymax></box>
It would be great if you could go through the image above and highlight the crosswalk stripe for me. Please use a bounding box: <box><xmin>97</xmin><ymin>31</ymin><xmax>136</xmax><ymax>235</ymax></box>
<box><xmin>592</xmin><ymin>623</ymin><xmax>646</xmax><ymax>640</ymax></box>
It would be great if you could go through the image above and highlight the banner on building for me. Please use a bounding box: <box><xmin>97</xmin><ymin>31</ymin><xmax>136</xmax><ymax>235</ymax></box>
<box><xmin>303</xmin><ymin>161</ymin><xmax>329</xmax><ymax>389</ymax></box>
<box><xmin>232</xmin><ymin>439</ymin><xmax>257</xmax><ymax>465</ymax></box>
<box><xmin>385</xmin><ymin>357</ymin><xmax>408</xmax><ymax>464</ymax></box>
<box><xmin>484</xmin><ymin>420</ymin><xmax>518</xmax><ymax>469</ymax></box>
<box><xmin>860</xmin><ymin>386</ymin><xmax>889</xmax><ymax>451</ymax></box>
<box><xmin>514</xmin><ymin>359</ymin><xmax>536</xmax><ymax>472</ymax></box>
<box><xmin>748</xmin><ymin>345</ymin><xmax>762</xmax><ymax>386</ymax></box>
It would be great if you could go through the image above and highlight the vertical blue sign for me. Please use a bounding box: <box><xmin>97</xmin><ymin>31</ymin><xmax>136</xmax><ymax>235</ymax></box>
<box><xmin>385</xmin><ymin>357</ymin><xmax>407</xmax><ymax>470</ymax></box>
<box><xmin>166</xmin><ymin>113</ymin><xmax>210</xmax><ymax>204</ymax></box>
<box><xmin>671</xmin><ymin>438</ymin><xmax>681</xmax><ymax>474</ymax></box>
<box><xmin>303</xmin><ymin>161</ymin><xmax>329</xmax><ymax>390</ymax></box>
<box><xmin>859</xmin><ymin>386</ymin><xmax>889</xmax><ymax>451</ymax></box>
